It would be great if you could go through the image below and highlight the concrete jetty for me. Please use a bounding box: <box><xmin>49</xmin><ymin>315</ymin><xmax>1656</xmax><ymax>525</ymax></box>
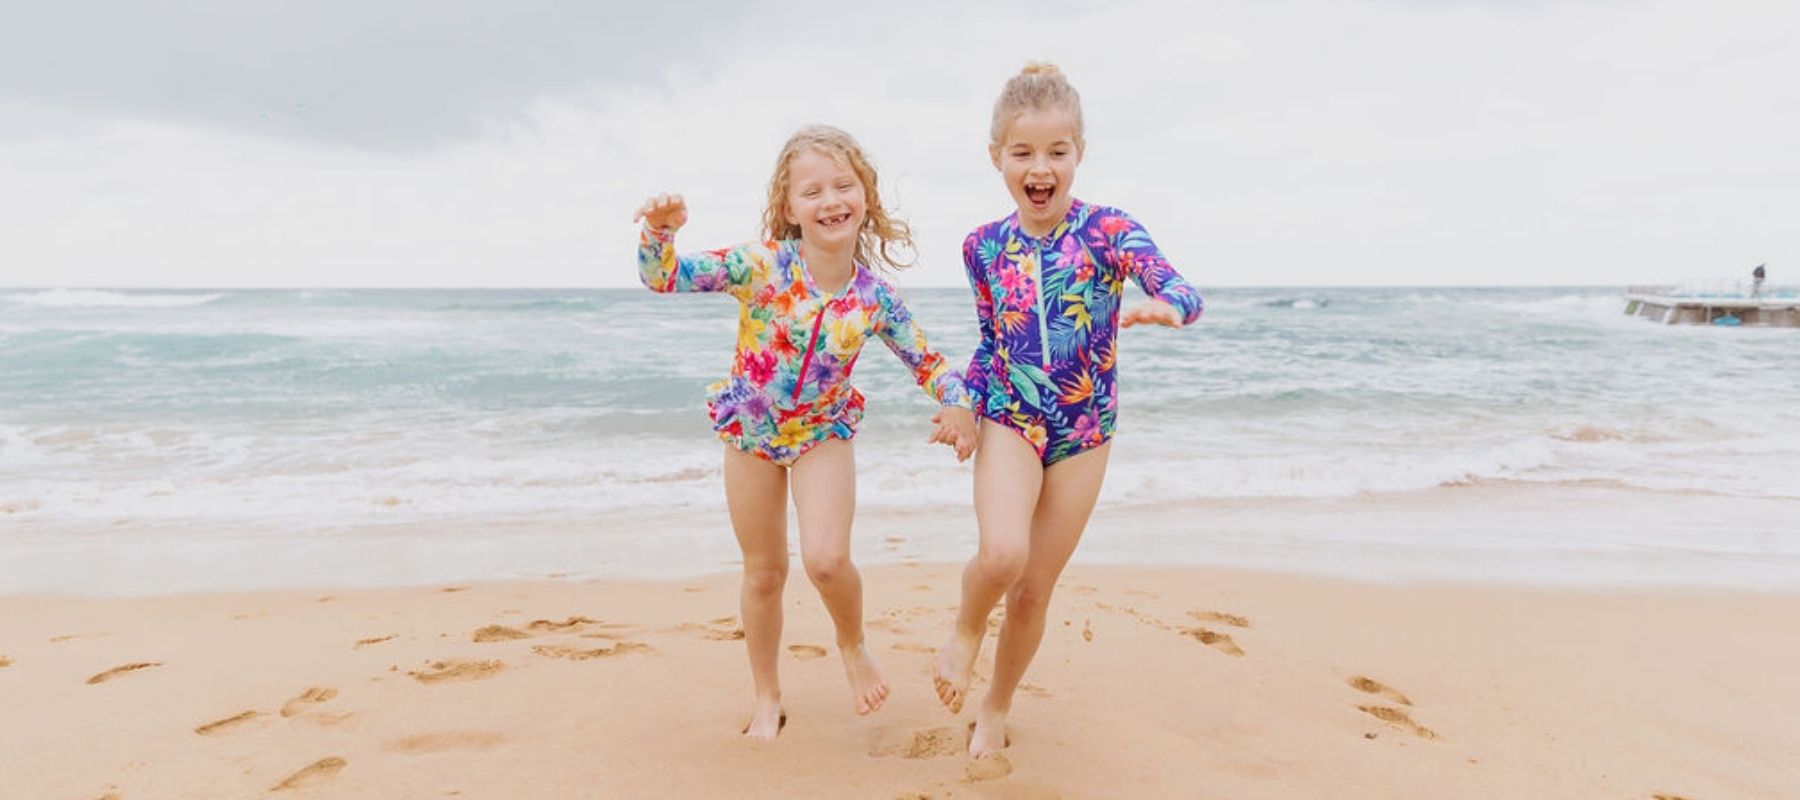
<box><xmin>1624</xmin><ymin>283</ymin><xmax>1799</xmax><ymax>327</ymax></box>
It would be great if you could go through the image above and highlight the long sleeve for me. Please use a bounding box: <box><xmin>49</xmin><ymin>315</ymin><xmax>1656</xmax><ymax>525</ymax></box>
<box><xmin>873</xmin><ymin>281</ymin><xmax>974</xmax><ymax>411</ymax></box>
<box><xmin>636</xmin><ymin>225</ymin><xmax>754</xmax><ymax>301</ymax></box>
<box><xmin>959</xmin><ymin>231</ymin><xmax>998</xmax><ymax>405</ymax></box>
<box><xmin>1093</xmin><ymin>210</ymin><xmax>1203</xmax><ymax>325</ymax></box>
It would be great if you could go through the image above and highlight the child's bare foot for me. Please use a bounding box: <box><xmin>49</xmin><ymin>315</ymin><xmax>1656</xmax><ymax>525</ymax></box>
<box><xmin>840</xmin><ymin>642</ymin><xmax>890</xmax><ymax>714</ymax></box>
<box><xmin>742</xmin><ymin>695</ymin><xmax>785</xmax><ymax>742</ymax></box>
<box><xmin>968</xmin><ymin>705</ymin><xmax>1010</xmax><ymax>759</ymax></box>
<box><xmin>933</xmin><ymin>630</ymin><xmax>981</xmax><ymax>713</ymax></box>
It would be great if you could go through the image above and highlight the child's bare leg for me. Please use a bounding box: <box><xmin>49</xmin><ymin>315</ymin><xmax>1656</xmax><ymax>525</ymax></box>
<box><xmin>971</xmin><ymin>441</ymin><xmax>1109</xmax><ymax>758</ymax></box>
<box><xmin>789</xmin><ymin>438</ymin><xmax>888</xmax><ymax>715</ymax></box>
<box><xmin>724</xmin><ymin>446</ymin><xmax>790</xmax><ymax>741</ymax></box>
<box><xmin>935</xmin><ymin>422</ymin><xmax>1042</xmax><ymax>713</ymax></box>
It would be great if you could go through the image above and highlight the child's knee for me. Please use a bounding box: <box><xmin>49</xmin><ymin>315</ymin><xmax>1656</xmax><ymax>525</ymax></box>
<box><xmin>975</xmin><ymin>545</ymin><xmax>1028</xmax><ymax>586</ymax></box>
<box><xmin>802</xmin><ymin>552</ymin><xmax>853</xmax><ymax>587</ymax></box>
<box><xmin>743</xmin><ymin>564</ymin><xmax>788</xmax><ymax>596</ymax></box>
<box><xmin>1005</xmin><ymin>581</ymin><xmax>1055</xmax><ymax>618</ymax></box>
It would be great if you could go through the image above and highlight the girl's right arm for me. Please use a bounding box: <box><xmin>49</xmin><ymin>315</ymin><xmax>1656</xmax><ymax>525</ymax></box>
<box><xmin>959</xmin><ymin>231</ymin><xmax>997</xmax><ymax>405</ymax></box>
<box><xmin>633</xmin><ymin>193</ymin><xmax>754</xmax><ymax>299</ymax></box>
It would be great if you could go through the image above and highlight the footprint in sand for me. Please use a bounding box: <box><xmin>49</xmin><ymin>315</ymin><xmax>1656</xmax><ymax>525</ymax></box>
<box><xmin>531</xmin><ymin>642</ymin><xmax>653</xmax><ymax>660</ymax></box>
<box><xmin>890</xmin><ymin>642</ymin><xmax>934</xmax><ymax>654</ymax></box>
<box><xmin>964</xmin><ymin>752</ymin><xmax>1014</xmax><ymax>782</ymax></box>
<box><xmin>1018</xmin><ymin>681</ymin><xmax>1052</xmax><ymax>698</ymax></box>
<box><xmin>437</xmin><ymin>586</ymin><xmax>470</xmax><ymax>594</ymax></box>
<box><xmin>1358</xmin><ymin>705</ymin><xmax>1438</xmax><ymax>739</ymax></box>
<box><xmin>787</xmin><ymin>644</ymin><xmax>828</xmax><ymax>661</ymax></box>
<box><xmin>472</xmin><ymin>625</ymin><xmax>531</xmax><ymax>643</ymax></box>
<box><xmin>676</xmin><ymin>620</ymin><xmax>745</xmax><ymax>641</ymax></box>
<box><xmin>355</xmin><ymin>634</ymin><xmax>397</xmax><ymax>649</ymax></box>
<box><xmin>0</xmin><ymin>655</ymin><xmax>11</xmax><ymax>668</ymax></box>
<box><xmin>1189</xmin><ymin>610</ymin><xmax>1252</xmax><ymax>628</ymax></box>
<box><xmin>282</xmin><ymin>687</ymin><xmax>338</xmax><ymax>717</ymax></box>
<box><xmin>87</xmin><ymin>662</ymin><xmax>163</xmax><ymax>684</ymax></box>
<box><xmin>408</xmin><ymin>660</ymin><xmax>504</xmax><ymax>684</ymax></box>
<box><xmin>1082</xmin><ymin>619</ymin><xmax>1094</xmax><ymax>642</ymax></box>
<box><xmin>385</xmin><ymin>731</ymin><xmax>507</xmax><ymax>754</ymax></box>
<box><xmin>270</xmin><ymin>757</ymin><xmax>346</xmax><ymax>791</ymax></box>
<box><xmin>471</xmin><ymin>616</ymin><xmax>605</xmax><ymax>643</ymax></box>
<box><xmin>1348</xmin><ymin>676</ymin><xmax>1413</xmax><ymax>706</ymax></box>
<box><xmin>1182</xmin><ymin>627</ymin><xmax>1245</xmax><ymax>657</ymax></box>
<box><xmin>528</xmin><ymin>616</ymin><xmax>599</xmax><ymax>632</ymax></box>
<box><xmin>1652</xmin><ymin>794</ymin><xmax>1696</xmax><ymax>800</ymax></box>
<box><xmin>195</xmin><ymin>710</ymin><xmax>263</xmax><ymax>736</ymax></box>
<box><xmin>869</xmin><ymin>726</ymin><xmax>965</xmax><ymax>759</ymax></box>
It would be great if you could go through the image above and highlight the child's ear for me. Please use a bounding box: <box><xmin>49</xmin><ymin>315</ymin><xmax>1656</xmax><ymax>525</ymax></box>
<box><xmin>988</xmin><ymin>144</ymin><xmax>1003</xmax><ymax>171</ymax></box>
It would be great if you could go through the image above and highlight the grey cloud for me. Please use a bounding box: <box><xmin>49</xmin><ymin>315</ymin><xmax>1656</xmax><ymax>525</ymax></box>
<box><xmin>1</xmin><ymin>0</ymin><xmax>753</xmax><ymax>151</ymax></box>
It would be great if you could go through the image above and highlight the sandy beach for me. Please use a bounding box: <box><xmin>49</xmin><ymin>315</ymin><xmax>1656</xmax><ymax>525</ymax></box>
<box><xmin>5</xmin><ymin>562</ymin><xmax>1797</xmax><ymax>799</ymax></box>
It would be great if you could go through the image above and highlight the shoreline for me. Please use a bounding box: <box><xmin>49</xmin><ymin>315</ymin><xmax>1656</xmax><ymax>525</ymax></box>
<box><xmin>6</xmin><ymin>482</ymin><xmax>1798</xmax><ymax>597</ymax></box>
<box><xmin>3</xmin><ymin>563</ymin><xmax>1795</xmax><ymax>798</ymax></box>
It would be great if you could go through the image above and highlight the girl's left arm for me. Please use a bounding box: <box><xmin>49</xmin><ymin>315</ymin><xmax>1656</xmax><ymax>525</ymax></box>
<box><xmin>872</xmin><ymin>284</ymin><xmax>976</xmax><ymax>411</ymax></box>
<box><xmin>1100</xmin><ymin>210</ymin><xmax>1204</xmax><ymax>325</ymax></box>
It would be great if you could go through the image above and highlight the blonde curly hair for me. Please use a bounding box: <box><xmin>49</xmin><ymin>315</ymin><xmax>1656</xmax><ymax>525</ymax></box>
<box><xmin>761</xmin><ymin>125</ymin><xmax>915</xmax><ymax>271</ymax></box>
<box><xmin>990</xmin><ymin>61</ymin><xmax>1085</xmax><ymax>149</ymax></box>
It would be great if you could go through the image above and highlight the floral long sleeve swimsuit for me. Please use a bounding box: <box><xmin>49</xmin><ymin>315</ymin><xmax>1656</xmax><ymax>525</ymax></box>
<box><xmin>639</xmin><ymin>225</ymin><xmax>973</xmax><ymax>466</ymax></box>
<box><xmin>962</xmin><ymin>199</ymin><xmax>1203</xmax><ymax>466</ymax></box>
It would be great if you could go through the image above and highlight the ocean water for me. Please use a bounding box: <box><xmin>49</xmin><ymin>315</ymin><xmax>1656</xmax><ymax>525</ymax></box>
<box><xmin>4</xmin><ymin>286</ymin><xmax>1798</xmax><ymax>591</ymax></box>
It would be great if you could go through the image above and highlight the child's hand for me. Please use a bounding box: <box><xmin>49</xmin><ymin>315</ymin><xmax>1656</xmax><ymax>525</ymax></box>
<box><xmin>929</xmin><ymin>407</ymin><xmax>978</xmax><ymax>462</ymax></box>
<box><xmin>632</xmin><ymin>193</ymin><xmax>689</xmax><ymax>232</ymax></box>
<box><xmin>1120</xmin><ymin>299</ymin><xmax>1182</xmax><ymax>329</ymax></box>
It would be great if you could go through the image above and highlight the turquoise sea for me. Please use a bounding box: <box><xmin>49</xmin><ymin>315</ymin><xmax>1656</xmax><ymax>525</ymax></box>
<box><xmin>4</xmin><ymin>286</ymin><xmax>1797</xmax><ymax>592</ymax></box>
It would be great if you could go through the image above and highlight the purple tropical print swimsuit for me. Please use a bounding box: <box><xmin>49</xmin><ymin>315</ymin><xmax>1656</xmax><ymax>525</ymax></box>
<box><xmin>961</xmin><ymin>199</ymin><xmax>1203</xmax><ymax>465</ymax></box>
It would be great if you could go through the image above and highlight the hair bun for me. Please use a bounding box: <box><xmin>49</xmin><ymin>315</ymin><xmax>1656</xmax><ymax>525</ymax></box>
<box><xmin>1021</xmin><ymin>61</ymin><xmax>1061</xmax><ymax>77</ymax></box>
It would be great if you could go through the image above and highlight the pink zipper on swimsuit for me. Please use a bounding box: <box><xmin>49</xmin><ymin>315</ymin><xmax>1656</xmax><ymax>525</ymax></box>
<box><xmin>791</xmin><ymin>307</ymin><xmax>828</xmax><ymax>406</ymax></box>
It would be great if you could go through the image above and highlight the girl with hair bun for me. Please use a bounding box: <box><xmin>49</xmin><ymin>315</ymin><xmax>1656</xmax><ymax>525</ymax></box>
<box><xmin>932</xmin><ymin>62</ymin><xmax>1206</xmax><ymax>759</ymax></box>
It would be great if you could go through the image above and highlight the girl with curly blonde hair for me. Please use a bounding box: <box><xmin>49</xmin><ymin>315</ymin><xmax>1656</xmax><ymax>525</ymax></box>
<box><xmin>634</xmin><ymin>124</ymin><xmax>978</xmax><ymax>740</ymax></box>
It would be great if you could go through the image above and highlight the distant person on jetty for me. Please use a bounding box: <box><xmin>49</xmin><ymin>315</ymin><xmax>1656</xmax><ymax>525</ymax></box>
<box><xmin>931</xmin><ymin>62</ymin><xmax>1205</xmax><ymax>760</ymax></box>
<box><xmin>1752</xmin><ymin>263</ymin><xmax>1766</xmax><ymax>297</ymax></box>
<box><xmin>634</xmin><ymin>125</ymin><xmax>978</xmax><ymax>741</ymax></box>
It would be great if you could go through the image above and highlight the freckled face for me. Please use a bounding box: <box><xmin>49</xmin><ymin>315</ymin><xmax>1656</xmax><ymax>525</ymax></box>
<box><xmin>785</xmin><ymin>149</ymin><xmax>866</xmax><ymax>250</ymax></box>
<box><xmin>992</xmin><ymin>107</ymin><xmax>1081</xmax><ymax>235</ymax></box>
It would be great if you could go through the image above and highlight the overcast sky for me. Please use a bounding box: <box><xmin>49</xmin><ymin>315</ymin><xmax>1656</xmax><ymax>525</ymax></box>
<box><xmin>2</xmin><ymin>0</ymin><xmax>1794</xmax><ymax>288</ymax></box>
